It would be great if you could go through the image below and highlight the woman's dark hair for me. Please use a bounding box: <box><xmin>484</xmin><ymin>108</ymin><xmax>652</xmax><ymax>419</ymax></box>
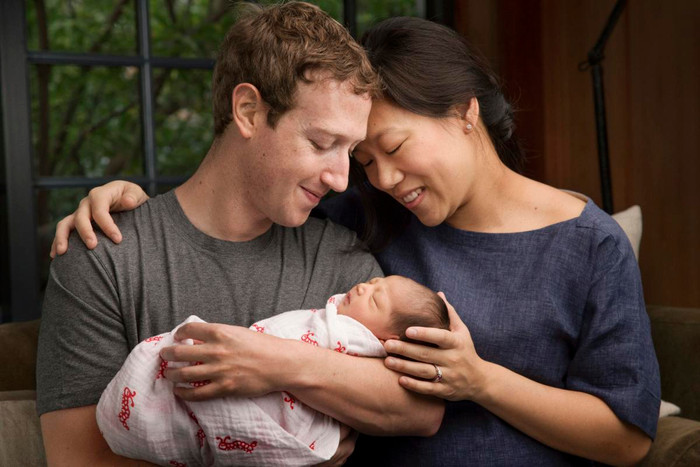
<box><xmin>353</xmin><ymin>16</ymin><xmax>525</xmax><ymax>251</ymax></box>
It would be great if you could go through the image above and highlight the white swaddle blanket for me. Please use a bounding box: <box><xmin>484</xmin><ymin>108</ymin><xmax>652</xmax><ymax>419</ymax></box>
<box><xmin>96</xmin><ymin>294</ymin><xmax>386</xmax><ymax>466</ymax></box>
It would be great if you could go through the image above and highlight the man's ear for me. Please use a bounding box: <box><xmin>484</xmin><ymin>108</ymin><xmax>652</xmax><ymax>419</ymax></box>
<box><xmin>232</xmin><ymin>83</ymin><xmax>265</xmax><ymax>139</ymax></box>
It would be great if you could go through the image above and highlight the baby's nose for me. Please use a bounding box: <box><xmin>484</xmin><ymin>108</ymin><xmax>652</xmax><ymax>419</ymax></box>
<box><xmin>357</xmin><ymin>284</ymin><xmax>367</xmax><ymax>294</ymax></box>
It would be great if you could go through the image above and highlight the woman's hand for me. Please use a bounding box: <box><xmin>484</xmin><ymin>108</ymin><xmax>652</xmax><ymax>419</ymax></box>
<box><xmin>159</xmin><ymin>322</ymin><xmax>293</xmax><ymax>401</ymax></box>
<box><xmin>50</xmin><ymin>180</ymin><xmax>149</xmax><ymax>257</ymax></box>
<box><xmin>383</xmin><ymin>292</ymin><xmax>490</xmax><ymax>402</ymax></box>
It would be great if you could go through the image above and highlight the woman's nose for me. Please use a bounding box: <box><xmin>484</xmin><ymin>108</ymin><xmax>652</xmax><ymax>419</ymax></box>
<box><xmin>375</xmin><ymin>159</ymin><xmax>403</xmax><ymax>190</ymax></box>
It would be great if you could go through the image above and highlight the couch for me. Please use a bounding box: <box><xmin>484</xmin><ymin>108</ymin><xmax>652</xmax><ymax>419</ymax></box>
<box><xmin>0</xmin><ymin>307</ymin><xmax>699</xmax><ymax>466</ymax></box>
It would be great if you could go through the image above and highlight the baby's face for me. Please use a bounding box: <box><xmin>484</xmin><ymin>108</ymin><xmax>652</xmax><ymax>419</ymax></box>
<box><xmin>336</xmin><ymin>275</ymin><xmax>409</xmax><ymax>340</ymax></box>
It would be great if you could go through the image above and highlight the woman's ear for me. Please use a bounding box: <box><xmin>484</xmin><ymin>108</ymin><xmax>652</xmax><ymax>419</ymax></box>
<box><xmin>454</xmin><ymin>97</ymin><xmax>480</xmax><ymax>132</ymax></box>
<box><xmin>466</xmin><ymin>97</ymin><xmax>480</xmax><ymax>129</ymax></box>
<box><xmin>232</xmin><ymin>83</ymin><xmax>265</xmax><ymax>139</ymax></box>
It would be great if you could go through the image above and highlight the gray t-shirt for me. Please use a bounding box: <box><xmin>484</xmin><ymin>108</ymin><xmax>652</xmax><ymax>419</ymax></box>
<box><xmin>36</xmin><ymin>190</ymin><xmax>383</xmax><ymax>415</ymax></box>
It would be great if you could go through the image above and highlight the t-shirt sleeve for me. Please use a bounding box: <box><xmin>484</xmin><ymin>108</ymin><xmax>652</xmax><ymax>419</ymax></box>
<box><xmin>566</xmin><ymin>233</ymin><xmax>661</xmax><ymax>438</ymax></box>
<box><xmin>36</xmin><ymin>232</ymin><xmax>130</xmax><ymax>416</ymax></box>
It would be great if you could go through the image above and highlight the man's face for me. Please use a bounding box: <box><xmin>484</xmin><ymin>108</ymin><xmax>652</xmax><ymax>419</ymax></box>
<box><xmin>242</xmin><ymin>78</ymin><xmax>371</xmax><ymax>228</ymax></box>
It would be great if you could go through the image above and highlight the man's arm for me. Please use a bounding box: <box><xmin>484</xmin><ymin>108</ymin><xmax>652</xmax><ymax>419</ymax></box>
<box><xmin>160</xmin><ymin>323</ymin><xmax>444</xmax><ymax>436</ymax></box>
<box><xmin>38</xmin><ymin>233</ymin><xmax>137</xmax><ymax>464</ymax></box>
<box><xmin>41</xmin><ymin>406</ymin><xmax>157</xmax><ymax>467</ymax></box>
<box><xmin>279</xmin><ymin>339</ymin><xmax>445</xmax><ymax>436</ymax></box>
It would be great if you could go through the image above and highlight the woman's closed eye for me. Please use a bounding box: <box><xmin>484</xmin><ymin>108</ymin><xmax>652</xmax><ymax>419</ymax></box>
<box><xmin>387</xmin><ymin>142</ymin><xmax>403</xmax><ymax>155</ymax></box>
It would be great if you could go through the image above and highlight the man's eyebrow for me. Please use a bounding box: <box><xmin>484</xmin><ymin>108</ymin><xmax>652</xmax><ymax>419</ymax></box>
<box><xmin>307</xmin><ymin>126</ymin><xmax>365</xmax><ymax>144</ymax></box>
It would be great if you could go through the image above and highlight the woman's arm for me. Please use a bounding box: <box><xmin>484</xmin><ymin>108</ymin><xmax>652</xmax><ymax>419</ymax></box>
<box><xmin>159</xmin><ymin>321</ymin><xmax>445</xmax><ymax>437</ymax></box>
<box><xmin>51</xmin><ymin>181</ymin><xmax>148</xmax><ymax>257</ymax></box>
<box><xmin>383</xmin><ymin>299</ymin><xmax>651</xmax><ymax>466</ymax></box>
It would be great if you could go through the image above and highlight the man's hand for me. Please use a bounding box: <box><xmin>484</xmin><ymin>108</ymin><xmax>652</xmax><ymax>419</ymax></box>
<box><xmin>159</xmin><ymin>322</ymin><xmax>294</xmax><ymax>400</ymax></box>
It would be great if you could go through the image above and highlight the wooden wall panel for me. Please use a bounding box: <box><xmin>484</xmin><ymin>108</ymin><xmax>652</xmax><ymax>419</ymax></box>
<box><xmin>454</xmin><ymin>0</ymin><xmax>700</xmax><ymax>307</ymax></box>
<box><xmin>625</xmin><ymin>1</ymin><xmax>700</xmax><ymax>307</ymax></box>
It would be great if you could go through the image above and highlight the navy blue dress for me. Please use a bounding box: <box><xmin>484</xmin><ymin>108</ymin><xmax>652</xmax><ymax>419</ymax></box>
<box><xmin>316</xmin><ymin>191</ymin><xmax>660</xmax><ymax>466</ymax></box>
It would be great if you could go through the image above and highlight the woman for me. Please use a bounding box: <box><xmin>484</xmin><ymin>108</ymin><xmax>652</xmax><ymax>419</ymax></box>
<box><xmin>51</xmin><ymin>17</ymin><xmax>659</xmax><ymax>466</ymax></box>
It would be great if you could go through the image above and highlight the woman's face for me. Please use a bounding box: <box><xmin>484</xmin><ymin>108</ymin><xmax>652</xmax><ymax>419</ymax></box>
<box><xmin>352</xmin><ymin>99</ymin><xmax>475</xmax><ymax>227</ymax></box>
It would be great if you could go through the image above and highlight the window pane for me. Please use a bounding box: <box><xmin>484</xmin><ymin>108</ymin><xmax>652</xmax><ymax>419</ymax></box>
<box><xmin>253</xmin><ymin>0</ymin><xmax>343</xmax><ymax>22</ymax></box>
<box><xmin>30</xmin><ymin>65</ymin><xmax>143</xmax><ymax>177</ymax></box>
<box><xmin>154</xmin><ymin>69</ymin><xmax>213</xmax><ymax>177</ymax></box>
<box><xmin>306</xmin><ymin>0</ymin><xmax>343</xmax><ymax>22</ymax></box>
<box><xmin>26</xmin><ymin>0</ymin><xmax>137</xmax><ymax>55</ymax></box>
<box><xmin>150</xmin><ymin>0</ymin><xmax>237</xmax><ymax>59</ymax></box>
<box><xmin>357</xmin><ymin>0</ymin><xmax>425</xmax><ymax>36</ymax></box>
<box><xmin>35</xmin><ymin>188</ymin><xmax>90</xmax><ymax>297</ymax></box>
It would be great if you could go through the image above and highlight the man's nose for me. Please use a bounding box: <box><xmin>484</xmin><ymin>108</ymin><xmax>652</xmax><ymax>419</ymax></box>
<box><xmin>320</xmin><ymin>150</ymin><xmax>350</xmax><ymax>193</ymax></box>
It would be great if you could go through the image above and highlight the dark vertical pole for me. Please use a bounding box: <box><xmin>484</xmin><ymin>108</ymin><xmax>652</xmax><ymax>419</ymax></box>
<box><xmin>343</xmin><ymin>0</ymin><xmax>357</xmax><ymax>38</ymax></box>
<box><xmin>581</xmin><ymin>0</ymin><xmax>626</xmax><ymax>214</ymax></box>
<box><xmin>426</xmin><ymin>0</ymin><xmax>454</xmax><ymax>27</ymax></box>
<box><xmin>591</xmin><ymin>64</ymin><xmax>613</xmax><ymax>214</ymax></box>
<box><xmin>0</xmin><ymin>0</ymin><xmax>41</xmax><ymax>321</ymax></box>
<box><xmin>136</xmin><ymin>0</ymin><xmax>157</xmax><ymax>196</ymax></box>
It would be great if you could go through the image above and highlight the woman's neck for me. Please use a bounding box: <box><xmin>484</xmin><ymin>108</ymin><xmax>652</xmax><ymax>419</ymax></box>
<box><xmin>445</xmin><ymin>165</ymin><xmax>585</xmax><ymax>234</ymax></box>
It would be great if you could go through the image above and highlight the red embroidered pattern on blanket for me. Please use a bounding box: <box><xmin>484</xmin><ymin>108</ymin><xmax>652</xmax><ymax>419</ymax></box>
<box><xmin>216</xmin><ymin>436</ymin><xmax>258</xmax><ymax>453</ymax></box>
<box><xmin>118</xmin><ymin>387</ymin><xmax>136</xmax><ymax>430</ymax></box>
<box><xmin>301</xmin><ymin>330</ymin><xmax>319</xmax><ymax>346</ymax></box>
<box><xmin>187</xmin><ymin>410</ymin><xmax>207</xmax><ymax>448</ymax></box>
<box><xmin>283</xmin><ymin>391</ymin><xmax>296</xmax><ymax>410</ymax></box>
<box><xmin>156</xmin><ymin>357</ymin><xmax>168</xmax><ymax>380</ymax></box>
<box><xmin>144</xmin><ymin>335</ymin><xmax>164</xmax><ymax>345</ymax></box>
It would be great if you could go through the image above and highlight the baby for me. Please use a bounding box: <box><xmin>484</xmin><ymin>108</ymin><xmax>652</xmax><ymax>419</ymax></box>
<box><xmin>96</xmin><ymin>275</ymin><xmax>448</xmax><ymax>466</ymax></box>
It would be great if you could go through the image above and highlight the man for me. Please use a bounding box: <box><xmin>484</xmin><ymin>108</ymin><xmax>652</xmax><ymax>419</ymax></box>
<box><xmin>37</xmin><ymin>2</ymin><xmax>443</xmax><ymax>465</ymax></box>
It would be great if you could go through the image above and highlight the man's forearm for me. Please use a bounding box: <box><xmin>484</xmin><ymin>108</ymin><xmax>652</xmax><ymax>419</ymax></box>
<box><xmin>277</xmin><ymin>339</ymin><xmax>444</xmax><ymax>436</ymax></box>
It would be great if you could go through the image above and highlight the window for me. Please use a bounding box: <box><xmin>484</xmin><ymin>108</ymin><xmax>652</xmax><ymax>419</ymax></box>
<box><xmin>1</xmin><ymin>0</ymin><xmax>448</xmax><ymax>323</ymax></box>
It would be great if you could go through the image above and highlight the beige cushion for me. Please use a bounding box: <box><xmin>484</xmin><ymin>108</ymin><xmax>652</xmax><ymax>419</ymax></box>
<box><xmin>611</xmin><ymin>205</ymin><xmax>642</xmax><ymax>260</ymax></box>
<box><xmin>610</xmin><ymin>206</ymin><xmax>683</xmax><ymax>419</ymax></box>
<box><xmin>0</xmin><ymin>394</ymin><xmax>46</xmax><ymax>466</ymax></box>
